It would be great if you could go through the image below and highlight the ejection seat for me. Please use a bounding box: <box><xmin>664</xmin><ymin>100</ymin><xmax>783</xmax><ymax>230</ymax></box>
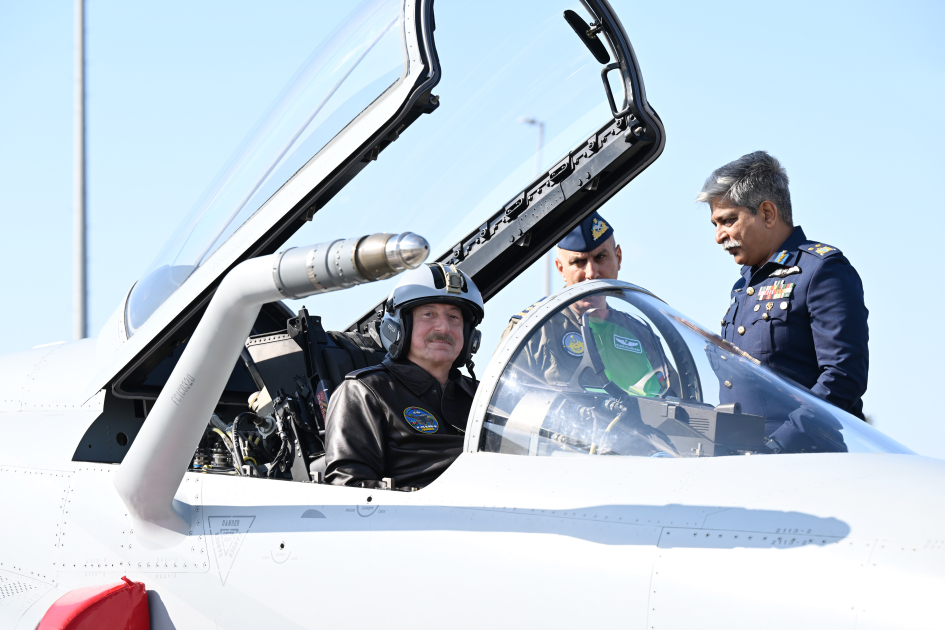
<box><xmin>242</xmin><ymin>311</ymin><xmax>385</xmax><ymax>477</ymax></box>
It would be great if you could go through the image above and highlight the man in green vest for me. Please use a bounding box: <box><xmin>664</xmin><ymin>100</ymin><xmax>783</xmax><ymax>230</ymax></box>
<box><xmin>499</xmin><ymin>213</ymin><xmax>669</xmax><ymax>395</ymax></box>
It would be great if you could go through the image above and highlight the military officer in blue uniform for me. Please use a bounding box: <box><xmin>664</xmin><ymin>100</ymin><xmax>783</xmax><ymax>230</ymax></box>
<box><xmin>698</xmin><ymin>151</ymin><xmax>868</xmax><ymax>428</ymax></box>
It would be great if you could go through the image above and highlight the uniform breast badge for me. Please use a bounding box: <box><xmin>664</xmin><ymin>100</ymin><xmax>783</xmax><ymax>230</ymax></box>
<box><xmin>403</xmin><ymin>407</ymin><xmax>439</xmax><ymax>433</ymax></box>
<box><xmin>758</xmin><ymin>280</ymin><xmax>795</xmax><ymax>301</ymax></box>
<box><xmin>769</xmin><ymin>265</ymin><xmax>800</xmax><ymax>278</ymax></box>
<box><xmin>613</xmin><ymin>334</ymin><xmax>642</xmax><ymax>353</ymax></box>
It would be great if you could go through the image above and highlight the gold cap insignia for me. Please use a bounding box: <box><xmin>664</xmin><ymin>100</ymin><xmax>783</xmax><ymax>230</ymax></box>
<box><xmin>591</xmin><ymin>218</ymin><xmax>608</xmax><ymax>240</ymax></box>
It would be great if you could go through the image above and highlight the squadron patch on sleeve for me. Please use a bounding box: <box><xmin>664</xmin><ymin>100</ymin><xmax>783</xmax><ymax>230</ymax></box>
<box><xmin>562</xmin><ymin>331</ymin><xmax>585</xmax><ymax>356</ymax></box>
<box><xmin>403</xmin><ymin>407</ymin><xmax>439</xmax><ymax>433</ymax></box>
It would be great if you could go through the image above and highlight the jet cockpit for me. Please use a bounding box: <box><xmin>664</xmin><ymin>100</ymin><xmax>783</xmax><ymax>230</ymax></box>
<box><xmin>479</xmin><ymin>281</ymin><xmax>908</xmax><ymax>460</ymax></box>
<box><xmin>1</xmin><ymin>1</ymin><xmax>941</xmax><ymax>628</ymax></box>
<box><xmin>69</xmin><ymin>0</ymin><xmax>668</xmax><ymax>485</ymax></box>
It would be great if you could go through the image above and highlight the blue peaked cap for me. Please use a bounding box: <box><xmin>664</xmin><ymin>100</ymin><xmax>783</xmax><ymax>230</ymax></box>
<box><xmin>557</xmin><ymin>212</ymin><xmax>614</xmax><ymax>252</ymax></box>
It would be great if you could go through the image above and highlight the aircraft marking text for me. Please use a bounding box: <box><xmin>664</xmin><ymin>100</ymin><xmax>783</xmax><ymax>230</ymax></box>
<box><xmin>208</xmin><ymin>516</ymin><xmax>255</xmax><ymax>585</ymax></box>
<box><xmin>171</xmin><ymin>374</ymin><xmax>196</xmax><ymax>406</ymax></box>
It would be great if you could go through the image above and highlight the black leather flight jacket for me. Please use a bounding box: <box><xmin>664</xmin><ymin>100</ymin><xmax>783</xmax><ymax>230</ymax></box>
<box><xmin>324</xmin><ymin>357</ymin><xmax>477</xmax><ymax>489</ymax></box>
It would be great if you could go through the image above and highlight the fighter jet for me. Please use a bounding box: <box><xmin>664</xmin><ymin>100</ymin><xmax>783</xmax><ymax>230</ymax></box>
<box><xmin>2</xmin><ymin>1</ymin><xmax>942</xmax><ymax>628</ymax></box>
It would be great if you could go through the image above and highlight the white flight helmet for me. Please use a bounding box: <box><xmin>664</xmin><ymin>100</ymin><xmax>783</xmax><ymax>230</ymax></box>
<box><xmin>380</xmin><ymin>263</ymin><xmax>484</xmax><ymax>375</ymax></box>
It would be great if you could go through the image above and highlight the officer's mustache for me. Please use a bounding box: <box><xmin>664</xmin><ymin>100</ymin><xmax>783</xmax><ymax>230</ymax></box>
<box><xmin>424</xmin><ymin>332</ymin><xmax>456</xmax><ymax>346</ymax></box>
<box><xmin>722</xmin><ymin>239</ymin><xmax>742</xmax><ymax>252</ymax></box>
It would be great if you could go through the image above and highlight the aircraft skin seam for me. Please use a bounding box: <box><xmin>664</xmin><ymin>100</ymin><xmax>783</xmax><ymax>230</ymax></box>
<box><xmin>17</xmin><ymin>345</ymin><xmax>61</xmax><ymax>408</ymax></box>
<box><xmin>646</xmin><ymin>536</ymin><xmax>661</xmax><ymax>628</ymax></box>
<box><xmin>853</xmin><ymin>539</ymin><xmax>880</xmax><ymax>626</ymax></box>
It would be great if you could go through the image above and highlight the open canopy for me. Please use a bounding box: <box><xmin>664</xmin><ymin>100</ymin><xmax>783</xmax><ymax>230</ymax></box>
<box><xmin>92</xmin><ymin>0</ymin><xmax>665</xmax><ymax>402</ymax></box>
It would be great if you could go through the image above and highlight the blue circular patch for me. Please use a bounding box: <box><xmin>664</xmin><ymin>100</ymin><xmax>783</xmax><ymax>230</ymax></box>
<box><xmin>403</xmin><ymin>407</ymin><xmax>439</xmax><ymax>433</ymax></box>
<box><xmin>561</xmin><ymin>331</ymin><xmax>584</xmax><ymax>357</ymax></box>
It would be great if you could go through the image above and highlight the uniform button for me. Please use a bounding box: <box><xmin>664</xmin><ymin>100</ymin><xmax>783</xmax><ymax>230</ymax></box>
<box><xmin>737</xmin><ymin>326</ymin><xmax>746</xmax><ymax>335</ymax></box>
<box><xmin>753</xmin><ymin>304</ymin><xmax>760</xmax><ymax>312</ymax></box>
<box><xmin>762</xmin><ymin>313</ymin><xmax>769</xmax><ymax>321</ymax></box>
<box><xmin>746</xmin><ymin>287</ymin><xmax>755</xmax><ymax>296</ymax></box>
<box><xmin>724</xmin><ymin>380</ymin><xmax>732</xmax><ymax>388</ymax></box>
<box><xmin>721</xmin><ymin>319</ymin><xmax>725</xmax><ymax>326</ymax></box>
<box><xmin>780</xmin><ymin>301</ymin><xmax>788</xmax><ymax>310</ymax></box>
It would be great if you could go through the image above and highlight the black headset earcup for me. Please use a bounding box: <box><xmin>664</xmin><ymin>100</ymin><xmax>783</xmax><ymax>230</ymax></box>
<box><xmin>382</xmin><ymin>318</ymin><xmax>403</xmax><ymax>359</ymax></box>
<box><xmin>453</xmin><ymin>323</ymin><xmax>481</xmax><ymax>371</ymax></box>
<box><xmin>390</xmin><ymin>311</ymin><xmax>412</xmax><ymax>360</ymax></box>
<box><xmin>469</xmin><ymin>329</ymin><xmax>482</xmax><ymax>355</ymax></box>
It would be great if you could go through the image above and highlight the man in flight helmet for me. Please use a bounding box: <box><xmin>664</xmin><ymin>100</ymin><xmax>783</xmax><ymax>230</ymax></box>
<box><xmin>324</xmin><ymin>263</ymin><xmax>485</xmax><ymax>489</ymax></box>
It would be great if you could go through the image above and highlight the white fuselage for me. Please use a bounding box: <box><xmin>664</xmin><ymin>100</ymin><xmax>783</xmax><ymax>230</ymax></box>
<box><xmin>0</xmin><ymin>335</ymin><xmax>942</xmax><ymax>630</ymax></box>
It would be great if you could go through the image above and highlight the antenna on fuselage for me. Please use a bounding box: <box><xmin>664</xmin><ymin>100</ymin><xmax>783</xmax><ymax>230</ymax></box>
<box><xmin>73</xmin><ymin>0</ymin><xmax>87</xmax><ymax>340</ymax></box>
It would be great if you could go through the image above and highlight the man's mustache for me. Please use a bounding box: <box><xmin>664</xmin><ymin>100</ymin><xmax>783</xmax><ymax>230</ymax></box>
<box><xmin>722</xmin><ymin>239</ymin><xmax>742</xmax><ymax>252</ymax></box>
<box><xmin>425</xmin><ymin>332</ymin><xmax>456</xmax><ymax>346</ymax></box>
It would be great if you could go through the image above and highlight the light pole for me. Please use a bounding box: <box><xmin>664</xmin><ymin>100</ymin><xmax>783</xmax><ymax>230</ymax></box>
<box><xmin>73</xmin><ymin>0</ymin><xmax>87</xmax><ymax>339</ymax></box>
<box><xmin>518</xmin><ymin>117</ymin><xmax>552</xmax><ymax>296</ymax></box>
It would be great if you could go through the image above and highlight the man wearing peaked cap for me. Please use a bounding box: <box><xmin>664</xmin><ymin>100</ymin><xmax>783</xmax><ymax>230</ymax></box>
<box><xmin>557</xmin><ymin>211</ymin><xmax>616</xmax><ymax>253</ymax></box>
<box><xmin>498</xmin><ymin>211</ymin><xmax>624</xmax><ymax>384</ymax></box>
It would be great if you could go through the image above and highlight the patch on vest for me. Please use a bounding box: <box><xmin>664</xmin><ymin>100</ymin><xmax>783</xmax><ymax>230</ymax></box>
<box><xmin>562</xmin><ymin>332</ymin><xmax>584</xmax><ymax>357</ymax></box>
<box><xmin>403</xmin><ymin>407</ymin><xmax>439</xmax><ymax>433</ymax></box>
<box><xmin>613</xmin><ymin>334</ymin><xmax>642</xmax><ymax>353</ymax></box>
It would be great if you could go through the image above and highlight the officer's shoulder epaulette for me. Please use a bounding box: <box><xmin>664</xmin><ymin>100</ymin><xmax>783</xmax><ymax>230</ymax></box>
<box><xmin>345</xmin><ymin>364</ymin><xmax>387</xmax><ymax>380</ymax></box>
<box><xmin>798</xmin><ymin>241</ymin><xmax>843</xmax><ymax>259</ymax></box>
<box><xmin>509</xmin><ymin>296</ymin><xmax>548</xmax><ymax>321</ymax></box>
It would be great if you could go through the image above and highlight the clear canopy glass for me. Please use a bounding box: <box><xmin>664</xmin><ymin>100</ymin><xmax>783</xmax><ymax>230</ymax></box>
<box><xmin>125</xmin><ymin>0</ymin><xmax>406</xmax><ymax>335</ymax></box>
<box><xmin>275</xmin><ymin>1</ymin><xmax>620</xmax><ymax>337</ymax></box>
<box><xmin>482</xmin><ymin>287</ymin><xmax>911</xmax><ymax>458</ymax></box>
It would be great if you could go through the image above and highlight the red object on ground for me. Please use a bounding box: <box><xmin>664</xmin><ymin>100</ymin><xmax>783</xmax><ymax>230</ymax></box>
<box><xmin>38</xmin><ymin>576</ymin><xmax>149</xmax><ymax>630</ymax></box>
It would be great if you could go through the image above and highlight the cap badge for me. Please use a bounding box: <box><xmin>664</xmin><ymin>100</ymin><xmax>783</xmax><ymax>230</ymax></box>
<box><xmin>591</xmin><ymin>218</ymin><xmax>608</xmax><ymax>241</ymax></box>
<box><xmin>562</xmin><ymin>331</ymin><xmax>585</xmax><ymax>357</ymax></box>
<box><xmin>403</xmin><ymin>407</ymin><xmax>439</xmax><ymax>433</ymax></box>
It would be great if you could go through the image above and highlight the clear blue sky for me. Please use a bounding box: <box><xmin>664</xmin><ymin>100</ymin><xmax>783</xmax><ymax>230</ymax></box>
<box><xmin>1</xmin><ymin>0</ymin><xmax>943</xmax><ymax>455</ymax></box>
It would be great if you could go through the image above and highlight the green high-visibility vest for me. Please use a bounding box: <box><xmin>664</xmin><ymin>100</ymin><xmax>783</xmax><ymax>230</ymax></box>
<box><xmin>585</xmin><ymin>316</ymin><xmax>664</xmax><ymax>397</ymax></box>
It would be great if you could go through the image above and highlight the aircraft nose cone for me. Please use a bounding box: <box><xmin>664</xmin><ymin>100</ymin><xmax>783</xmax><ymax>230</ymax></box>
<box><xmin>386</xmin><ymin>232</ymin><xmax>430</xmax><ymax>270</ymax></box>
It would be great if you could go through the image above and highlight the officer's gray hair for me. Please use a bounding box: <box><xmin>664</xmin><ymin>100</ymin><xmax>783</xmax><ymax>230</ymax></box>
<box><xmin>696</xmin><ymin>151</ymin><xmax>793</xmax><ymax>227</ymax></box>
